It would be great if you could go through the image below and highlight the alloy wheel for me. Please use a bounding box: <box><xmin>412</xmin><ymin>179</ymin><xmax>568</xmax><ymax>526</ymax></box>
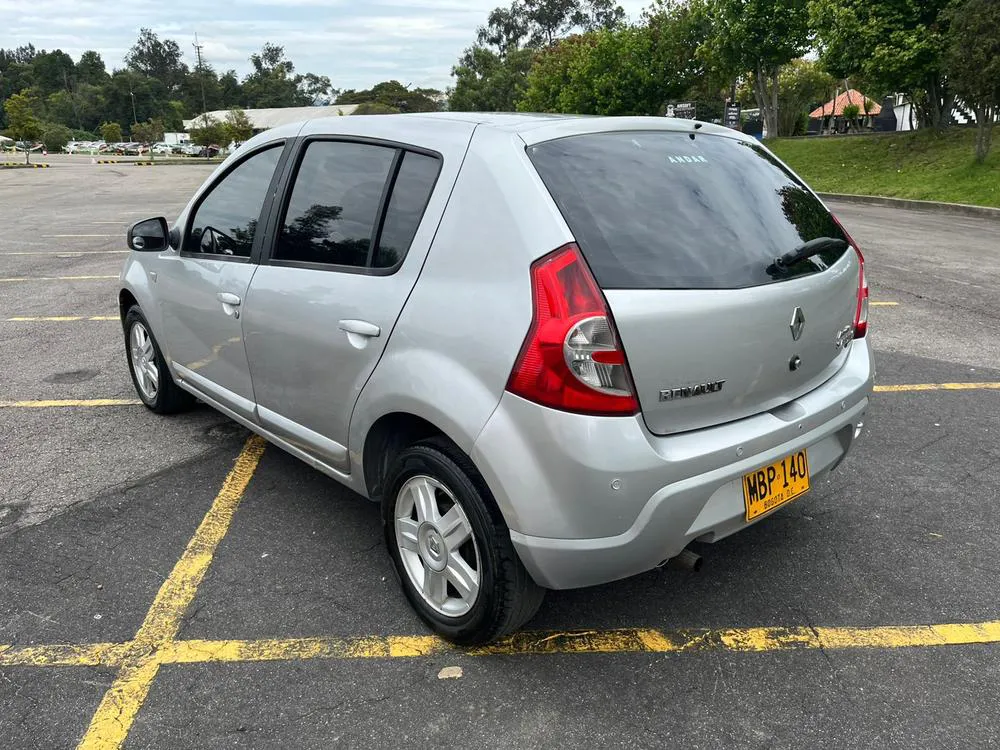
<box><xmin>129</xmin><ymin>322</ymin><xmax>160</xmax><ymax>401</ymax></box>
<box><xmin>394</xmin><ymin>475</ymin><xmax>481</xmax><ymax>617</ymax></box>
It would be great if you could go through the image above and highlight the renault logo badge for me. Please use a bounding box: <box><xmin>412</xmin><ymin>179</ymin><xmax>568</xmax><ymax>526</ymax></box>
<box><xmin>790</xmin><ymin>307</ymin><xmax>806</xmax><ymax>341</ymax></box>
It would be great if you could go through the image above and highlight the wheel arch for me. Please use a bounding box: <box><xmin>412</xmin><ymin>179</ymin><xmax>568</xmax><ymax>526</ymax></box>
<box><xmin>362</xmin><ymin>412</ymin><xmax>455</xmax><ymax>502</ymax></box>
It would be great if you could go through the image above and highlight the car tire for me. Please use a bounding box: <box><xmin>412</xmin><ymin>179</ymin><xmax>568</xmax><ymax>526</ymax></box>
<box><xmin>382</xmin><ymin>437</ymin><xmax>545</xmax><ymax>646</ymax></box>
<box><xmin>123</xmin><ymin>306</ymin><xmax>194</xmax><ymax>414</ymax></box>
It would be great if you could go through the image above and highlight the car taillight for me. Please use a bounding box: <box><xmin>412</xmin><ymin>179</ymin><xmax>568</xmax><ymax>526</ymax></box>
<box><xmin>506</xmin><ymin>243</ymin><xmax>639</xmax><ymax>416</ymax></box>
<box><xmin>833</xmin><ymin>215</ymin><xmax>869</xmax><ymax>338</ymax></box>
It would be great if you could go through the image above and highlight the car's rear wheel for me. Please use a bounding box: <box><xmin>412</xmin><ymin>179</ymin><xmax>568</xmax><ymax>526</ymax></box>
<box><xmin>124</xmin><ymin>306</ymin><xmax>194</xmax><ymax>414</ymax></box>
<box><xmin>383</xmin><ymin>438</ymin><xmax>544</xmax><ymax>645</ymax></box>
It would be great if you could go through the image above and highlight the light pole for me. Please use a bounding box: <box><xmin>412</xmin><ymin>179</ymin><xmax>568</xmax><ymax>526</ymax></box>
<box><xmin>130</xmin><ymin>89</ymin><xmax>138</xmax><ymax>125</ymax></box>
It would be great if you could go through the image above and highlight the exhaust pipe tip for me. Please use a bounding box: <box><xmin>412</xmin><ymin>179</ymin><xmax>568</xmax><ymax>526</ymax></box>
<box><xmin>665</xmin><ymin>548</ymin><xmax>703</xmax><ymax>572</ymax></box>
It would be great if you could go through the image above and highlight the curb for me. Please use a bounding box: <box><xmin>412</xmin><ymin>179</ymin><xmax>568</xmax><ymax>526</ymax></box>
<box><xmin>819</xmin><ymin>192</ymin><xmax>1000</xmax><ymax>221</ymax></box>
<box><xmin>1</xmin><ymin>162</ymin><xmax>50</xmax><ymax>169</ymax></box>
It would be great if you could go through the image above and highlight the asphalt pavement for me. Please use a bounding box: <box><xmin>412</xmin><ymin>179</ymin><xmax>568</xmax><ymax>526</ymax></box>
<box><xmin>1</xmin><ymin>159</ymin><xmax>999</xmax><ymax>749</ymax></box>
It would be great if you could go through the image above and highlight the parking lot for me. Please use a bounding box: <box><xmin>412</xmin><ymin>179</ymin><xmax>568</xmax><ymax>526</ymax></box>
<box><xmin>2</xmin><ymin>158</ymin><xmax>1000</xmax><ymax>749</ymax></box>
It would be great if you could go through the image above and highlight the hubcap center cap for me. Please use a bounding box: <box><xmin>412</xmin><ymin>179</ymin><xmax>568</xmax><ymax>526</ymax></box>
<box><xmin>419</xmin><ymin>524</ymin><xmax>448</xmax><ymax>572</ymax></box>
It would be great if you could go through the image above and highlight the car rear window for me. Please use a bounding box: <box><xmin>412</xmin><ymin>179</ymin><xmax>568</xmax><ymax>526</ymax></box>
<box><xmin>527</xmin><ymin>131</ymin><xmax>849</xmax><ymax>290</ymax></box>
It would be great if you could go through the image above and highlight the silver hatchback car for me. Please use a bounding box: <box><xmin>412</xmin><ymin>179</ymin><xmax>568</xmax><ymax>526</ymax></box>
<box><xmin>120</xmin><ymin>113</ymin><xmax>874</xmax><ymax>644</ymax></box>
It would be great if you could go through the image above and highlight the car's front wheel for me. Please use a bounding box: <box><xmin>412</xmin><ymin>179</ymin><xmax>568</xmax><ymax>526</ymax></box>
<box><xmin>383</xmin><ymin>438</ymin><xmax>544</xmax><ymax>645</ymax></box>
<box><xmin>124</xmin><ymin>306</ymin><xmax>194</xmax><ymax>414</ymax></box>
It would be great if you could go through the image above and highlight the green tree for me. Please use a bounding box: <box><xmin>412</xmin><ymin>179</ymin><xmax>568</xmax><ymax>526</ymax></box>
<box><xmin>125</xmin><ymin>29</ymin><xmax>187</xmax><ymax>92</ymax></box>
<box><xmin>944</xmin><ymin>0</ymin><xmax>1000</xmax><ymax>162</ymax></box>
<box><xmin>520</xmin><ymin>28</ymin><xmax>662</xmax><ymax>114</ymax></box>
<box><xmin>180</xmin><ymin>64</ymin><xmax>224</xmax><ymax>115</ymax></box>
<box><xmin>704</xmin><ymin>0</ymin><xmax>811</xmax><ymax>138</ymax></box>
<box><xmin>29</xmin><ymin>49</ymin><xmax>75</xmax><ymax>97</ymax></box>
<box><xmin>219</xmin><ymin>70</ymin><xmax>243</xmax><ymax>105</ymax></box>
<box><xmin>477</xmin><ymin>4</ymin><xmax>530</xmax><ymax>55</ymax></box>
<box><xmin>223</xmin><ymin>107</ymin><xmax>254</xmax><ymax>143</ymax></box>
<box><xmin>810</xmin><ymin>0</ymin><xmax>952</xmax><ymax>128</ymax></box>
<box><xmin>351</xmin><ymin>102</ymin><xmax>401</xmax><ymax>115</ymax></box>
<box><xmin>4</xmin><ymin>90</ymin><xmax>43</xmax><ymax>163</ymax></box>
<box><xmin>163</xmin><ymin>101</ymin><xmax>186</xmax><ymax>132</ymax></box>
<box><xmin>572</xmin><ymin>0</ymin><xmax>627</xmax><ymax>30</ymax></box>
<box><xmin>188</xmin><ymin>115</ymin><xmax>228</xmax><ymax>147</ymax></box>
<box><xmin>450</xmin><ymin>46</ymin><xmax>536</xmax><ymax>111</ymax></box>
<box><xmin>524</xmin><ymin>0</ymin><xmax>579</xmax><ymax>46</ymax></box>
<box><xmin>242</xmin><ymin>43</ymin><xmax>311</xmax><ymax>108</ymax></box>
<box><xmin>299</xmin><ymin>72</ymin><xmax>334</xmax><ymax>104</ymax></box>
<box><xmin>41</xmin><ymin>122</ymin><xmax>72</xmax><ymax>151</ymax></box>
<box><xmin>130</xmin><ymin>118</ymin><xmax>164</xmax><ymax>143</ymax></box>
<box><xmin>646</xmin><ymin>0</ymin><xmax>723</xmax><ymax>116</ymax></box>
<box><xmin>776</xmin><ymin>58</ymin><xmax>836</xmax><ymax>136</ymax></box>
<box><xmin>45</xmin><ymin>90</ymin><xmax>78</xmax><ymax>128</ymax></box>
<box><xmin>337</xmin><ymin>80</ymin><xmax>442</xmax><ymax>112</ymax></box>
<box><xmin>99</xmin><ymin>121</ymin><xmax>123</xmax><ymax>144</ymax></box>
<box><xmin>75</xmin><ymin>51</ymin><xmax>108</xmax><ymax>85</ymax></box>
<box><xmin>520</xmin><ymin>1</ymin><xmax>715</xmax><ymax>116</ymax></box>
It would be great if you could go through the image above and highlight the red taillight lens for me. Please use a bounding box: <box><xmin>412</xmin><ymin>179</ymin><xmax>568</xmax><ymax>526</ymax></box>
<box><xmin>833</xmin><ymin>215</ymin><xmax>869</xmax><ymax>338</ymax></box>
<box><xmin>506</xmin><ymin>243</ymin><xmax>639</xmax><ymax>416</ymax></box>
<box><xmin>854</xmin><ymin>253</ymin><xmax>869</xmax><ymax>338</ymax></box>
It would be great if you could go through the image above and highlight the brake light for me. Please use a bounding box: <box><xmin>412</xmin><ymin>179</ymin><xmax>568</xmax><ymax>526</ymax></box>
<box><xmin>506</xmin><ymin>243</ymin><xmax>639</xmax><ymax>416</ymax></box>
<box><xmin>833</xmin><ymin>215</ymin><xmax>868</xmax><ymax>338</ymax></box>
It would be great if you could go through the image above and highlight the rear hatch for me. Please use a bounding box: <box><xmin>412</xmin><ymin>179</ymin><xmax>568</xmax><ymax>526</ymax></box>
<box><xmin>527</xmin><ymin>129</ymin><xmax>860</xmax><ymax>435</ymax></box>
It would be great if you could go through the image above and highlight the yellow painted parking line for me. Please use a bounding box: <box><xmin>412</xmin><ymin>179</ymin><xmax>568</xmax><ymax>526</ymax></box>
<box><xmin>869</xmin><ymin>301</ymin><xmax>899</xmax><ymax>307</ymax></box>
<box><xmin>0</xmin><ymin>399</ymin><xmax>141</xmax><ymax>408</ymax></box>
<box><xmin>77</xmin><ymin>435</ymin><xmax>266</xmax><ymax>750</ymax></box>
<box><xmin>0</xmin><ymin>642</ymin><xmax>128</xmax><ymax>667</ymax></box>
<box><xmin>5</xmin><ymin>618</ymin><xmax>1000</xmax><ymax>673</ymax></box>
<box><xmin>3</xmin><ymin>250</ymin><xmax>126</xmax><ymax>255</ymax></box>
<box><xmin>875</xmin><ymin>382</ymin><xmax>1000</xmax><ymax>393</ymax></box>
<box><xmin>5</xmin><ymin>316</ymin><xmax>118</xmax><ymax>322</ymax></box>
<box><xmin>164</xmin><ymin>619</ymin><xmax>1000</xmax><ymax>661</ymax></box>
<box><xmin>0</xmin><ymin>275</ymin><xmax>118</xmax><ymax>283</ymax></box>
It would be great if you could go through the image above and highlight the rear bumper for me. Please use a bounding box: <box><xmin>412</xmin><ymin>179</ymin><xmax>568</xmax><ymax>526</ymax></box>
<box><xmin>471</xmin><ymin>337</ymin><xmax>874</xmax><ymax>590</ymax></box>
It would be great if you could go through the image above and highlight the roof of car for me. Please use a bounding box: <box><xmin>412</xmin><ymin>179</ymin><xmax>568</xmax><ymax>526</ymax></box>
<box><xmin>238</xmin><ymin>112</ymin><xmax>749</xmax><ymax>160</ymax></box>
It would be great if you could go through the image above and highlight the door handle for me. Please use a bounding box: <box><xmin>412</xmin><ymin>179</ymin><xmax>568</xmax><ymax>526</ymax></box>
<box><xmin>217</xmin><ymin>292</ymin><xmax>242</xmax><ymax>306</ymax></box>
<box><xmin>338</xmin><ymin>319</ymin><xmax>381</xmax><ymax>338</ymax></box>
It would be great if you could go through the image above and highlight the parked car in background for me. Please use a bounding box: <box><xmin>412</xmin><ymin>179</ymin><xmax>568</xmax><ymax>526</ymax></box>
<box><xmin>196</xmin><ymin>144</ymin><xmax>220</xmax><ymax>158</ymax></box>
<box><xmin>118</xmin><ymin>113</ymin><xmax>874</xmax><ymax>645</ymax></box>
<box><xmin>151</xmin><ymin>143</ymin><xmax>174</xmax><ymax>155</ymax></box>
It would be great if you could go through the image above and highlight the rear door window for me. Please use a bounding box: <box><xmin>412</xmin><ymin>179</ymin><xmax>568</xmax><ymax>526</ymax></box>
<box><xmin>373</xmin><ymin>152</ymin><xmax>441</xmax><ymax>269</ymax></box>
<box><xmin>527</xmin><ymin>131</ymin><xmax>848</xmax><ymax>290</ymax></box>
<box><xmin>275</xmin><ymin>141</ymin><xmax>396</xmax><ymax>268</ymax></box>
<box><xmin>273</xmin><ymin>142</ymin><xmax>442</xmax><ymax>271</ymax></box>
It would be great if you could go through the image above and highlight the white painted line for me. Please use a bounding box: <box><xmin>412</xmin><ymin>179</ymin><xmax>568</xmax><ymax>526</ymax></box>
<box><xmin>41</xmin><ymin>234</ymin><xmax>117</xmax><ymax>238</ymax></box>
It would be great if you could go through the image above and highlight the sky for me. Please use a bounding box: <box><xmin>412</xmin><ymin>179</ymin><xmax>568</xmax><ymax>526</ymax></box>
<box><xmin>1</xmin><ymin>0</ymin><xmax>651</xmax><ymax>92</ymax></box>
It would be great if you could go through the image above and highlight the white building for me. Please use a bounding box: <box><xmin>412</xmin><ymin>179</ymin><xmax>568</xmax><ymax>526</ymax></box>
<box><xmin>183</xmin><ymin>105</ymin><xmax>359</xmax><ymax>132</ymax></box>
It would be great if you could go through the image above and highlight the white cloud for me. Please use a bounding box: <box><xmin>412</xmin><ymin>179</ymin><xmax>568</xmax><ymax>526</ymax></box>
<box><xmin>1</xmin><ymin>0</ymin><xmax>651</xmax><ymax>90</ymax></box>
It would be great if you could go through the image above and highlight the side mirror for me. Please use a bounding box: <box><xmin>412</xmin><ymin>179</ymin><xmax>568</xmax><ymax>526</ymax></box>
<box><xmin>127</xmin><ymin>217</ymin><xmax>170</xmax><ymax>252</ymax></box>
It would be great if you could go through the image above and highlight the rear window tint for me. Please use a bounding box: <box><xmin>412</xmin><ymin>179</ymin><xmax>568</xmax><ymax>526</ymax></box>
<box><xmin>528</xmin><ymin>131</ymin><xmax>848</xmax><ymax>290</ymax></box>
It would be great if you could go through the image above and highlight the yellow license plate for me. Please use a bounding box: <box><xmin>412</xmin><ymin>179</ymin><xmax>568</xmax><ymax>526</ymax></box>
<box><xmin>743</xmin><ymin>450</ymin><xmax>810</xmax><ymax>521</ymax></box>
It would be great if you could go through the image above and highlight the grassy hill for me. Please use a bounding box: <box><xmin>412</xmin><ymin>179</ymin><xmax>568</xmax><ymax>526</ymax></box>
<box><xmin>768</xmin><ymin>127</ymin><xmax>1000</xmax><ymax>208</ymax></box>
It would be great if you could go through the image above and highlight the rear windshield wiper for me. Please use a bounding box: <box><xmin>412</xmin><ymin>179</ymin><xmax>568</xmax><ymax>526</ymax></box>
<box><xmin>768</xmin><ymin>237</ymin><xmax>848</xmax><ymax>276</ymax></box>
